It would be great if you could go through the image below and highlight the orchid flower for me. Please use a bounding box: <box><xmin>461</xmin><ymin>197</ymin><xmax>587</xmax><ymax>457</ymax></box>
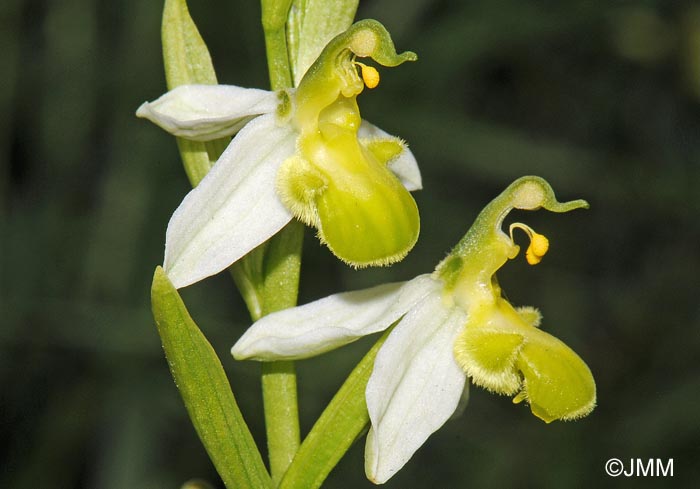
<box><xmin>137</xmin><ymin>20</ymin><xmax>421</xmax><ymax>288</ymax></box>
<box><xmin>232</xmin><ymin>176</ymin><xmax>597</xmax><ymax>484</ymax></box>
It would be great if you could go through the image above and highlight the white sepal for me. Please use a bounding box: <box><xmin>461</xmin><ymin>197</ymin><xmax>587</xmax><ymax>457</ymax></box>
<box><xmin>136</xmin><ymin>84</ymin><xmax>280</xmax><ymax>141</ymax></box>
<box><xmin>232</xmin><ymin>275</ymin><xmax>441</xmax><ymax>361</ymax></box>
<box><xmin>164</xmin><ymin>114</ymin><xmax>296</xmax><ymax>288</ymax></box>
<box><xmin>365</xmin><ymin>292</ymin><xmax>467</xmax><ymax>484</ymax></box>
<box><xmin>358</xmin><ymin>121</ymin><xmax>422</xmax><ymax>191</ymax></box>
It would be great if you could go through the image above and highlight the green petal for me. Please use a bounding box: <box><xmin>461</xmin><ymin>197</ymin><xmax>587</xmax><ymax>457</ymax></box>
<box><xmin>516</xmin><ymin>329</ymin><xmax>597</xmax><ymax>423</ymax></box>
<box><xmin>361</xmin><ymin>137</ymin><xmax>404</xmax><ymax>164</ymax></box>
<box><xmin>358</xmin><ymin>120</ymin><xmax>422</xmax><ymax>191</ymax></box>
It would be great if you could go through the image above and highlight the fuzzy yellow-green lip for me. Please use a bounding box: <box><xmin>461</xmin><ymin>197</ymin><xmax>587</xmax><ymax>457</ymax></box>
<box><xmin>277</xmin><ymin>112</ymin><xmax>420</xmax><ymax>267</ymax></box>
<box><xmin>514</xmin><ymin>328</ymin><xmax>597</xmax><ymax>423</ymax></box>
<box><xmin>454</xmin><ymin>298</ymin><xmax>596</xmax><ymax>423</ymax></box>
<box><xmin>314</xmin><ymin>170</ymin><xmax>420</xmax><ymax>267</ymax></box>
<box><xmin>275</xmin><ymin>19</ymin><xmax>420</xmax><ymax>267</ymax></box>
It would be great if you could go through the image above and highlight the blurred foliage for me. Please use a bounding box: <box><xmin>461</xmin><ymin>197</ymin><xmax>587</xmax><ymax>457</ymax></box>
<box><xmin>3</xmin><ymin>0</ymin><xmax>700</xmax><ymax>488</ymax></box>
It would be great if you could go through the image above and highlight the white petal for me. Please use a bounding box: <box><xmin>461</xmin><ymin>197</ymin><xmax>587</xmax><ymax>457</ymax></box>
<box><xmin>358</xmin><ymin>120</ymin><xmax>422</xmax><ymax>191</ymax></box>
<box><xmin>164</xmin><ymin>114</ymin><xmax>296</xmax><ymax>288</ymax></box>
<box><xmin>365</xmin><ymin>292</ymin><xmax>467</xmax><ymax>484</ymax></box>
<box><xmin>136</xmin><ymin>84</ymin><xmax>280</xmax><ymax>141</ymax></box>
<box><xmin>232</xmin><ymin>275</ymin><xmax>441</xmax><ymax>361</ymax></box>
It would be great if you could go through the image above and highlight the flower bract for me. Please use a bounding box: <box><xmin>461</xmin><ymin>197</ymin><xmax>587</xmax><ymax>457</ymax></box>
<box><xmin>137</xmin><ymin>20</ymin><xmax>421</xmax><ymax>288</ymax></box>
<box><xmin>232</xmin><ymin>176</ymin><xmax>596</xmax><ymax>484</ymax></box>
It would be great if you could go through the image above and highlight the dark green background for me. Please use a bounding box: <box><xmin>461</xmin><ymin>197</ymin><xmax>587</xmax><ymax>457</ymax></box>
<box><xmin>3</xmin><ymin>0</ymin><xmax>699</xmax><ymax>488</ymax></box>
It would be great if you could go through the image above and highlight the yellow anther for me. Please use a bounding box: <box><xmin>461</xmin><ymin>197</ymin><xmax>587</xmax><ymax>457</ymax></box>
<box><xmin>525</xmin><ymin>233</ymin><xmax>549</xmax><ymax>265</ymax></box>
<box><xmin>357</xmin><ymin>62</ymin><xmax>380</xmax><ymax>88</ymax></box>
<box><xmin>509</xmin><ymin>223</ymin><xmax>550</xmax><ymax>265</ymax></box>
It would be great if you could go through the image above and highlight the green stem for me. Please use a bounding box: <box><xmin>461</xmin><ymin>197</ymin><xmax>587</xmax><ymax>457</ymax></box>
<box><xmin>279</xmin><ymin>330</ymin><xmax>391</xmax><ymax>489</ymax></box>
<box><xmin>261</xmin><ymin>360</ymin><xmax>300</xmax><ymax>484</ymax></box>
<box><xmin>258</xmin><ymin>221</ymin><xmax>304</xmax><ymax>484</ymax></box>
<box><xmin>262</xmin><ymin>0</ymin><xmax>294</xmax><ymax>90</ymax></box>
<box><xmin>259</xmin><ymin>0</ymin><xmax>300</xmax><ymax>482</ymax></box>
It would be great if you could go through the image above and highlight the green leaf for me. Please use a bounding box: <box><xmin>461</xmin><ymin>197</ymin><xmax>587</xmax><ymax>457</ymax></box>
<box><xmin>279</xmin><ymin>330</ymin><xmax>391</xmax><ymax>489</ymax></box>
<box><xmin>151</xmin><ymin>267</ymin><xmax>271</xmax><ymax>489</ymax></box>
<box><xmin>287</xmin><ymin>0</ymin><xmax>359</xmax><ymax>85</ymax></box>
<box><xmin>162</xmin><ymin>0</ymin><xmax>228</xmax><ymax>186</ymax></box>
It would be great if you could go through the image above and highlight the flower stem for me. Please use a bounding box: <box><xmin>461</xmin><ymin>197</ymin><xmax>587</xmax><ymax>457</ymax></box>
<box><xmin>261</xmin><ymin>360</ymin><xmax>299</xmax><ymax>484</ymax></box>
<box><xmin>262</xmin><ymin>0</ymin><xmax>294</xmax><ymax>90</ymax></box>
<box><xmin>260</xmin><ymin>3</ymin><xmax>300</xmax><ymax>482</ymax></box>
<box><xmin>279</xmin><ymin>330</ymin><xmax>392</xmax><ymax>489</ymax></box>
<box><xmin>258</xmin><ymin>221</ymin><xmax>304</xmax><ymax>484</ymax></box>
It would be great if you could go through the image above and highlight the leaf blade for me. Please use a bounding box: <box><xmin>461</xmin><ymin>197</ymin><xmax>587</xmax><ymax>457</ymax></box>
<box><xmin>162</xmin><ymin>0</ymin><xmax>228</xmax><ymax>186</ymax></box>
<box><xmin>151</xmin><ymin>267</ymin><xmax>271</xmax><ymax>489</ymax></box>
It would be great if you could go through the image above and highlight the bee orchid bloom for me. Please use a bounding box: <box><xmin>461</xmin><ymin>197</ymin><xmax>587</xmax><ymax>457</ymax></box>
<box><xmin>137</xmin><ymin>20</ymin><xmax>421</xmax><ymax>288</ymax></box>
<box><xmin>232</xmin><ymin>176</ymin><xmax>596</xmax><ymax>484</ymax></box>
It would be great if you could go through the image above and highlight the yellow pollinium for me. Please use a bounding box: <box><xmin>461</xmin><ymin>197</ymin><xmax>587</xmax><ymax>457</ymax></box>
<box><xmin>356</xmin><ymin>62</ymin><xmax>380</xmax><ymax>89</ymax></box>
<box><xmin>526</xmin><ymin>233</ymin><xmax>549</xmax><ymax>265</ymax></box>
<box><xmin>510</xmin><ymin>223</ymin><xmax>549</xmax><ymax>265</ymax></box>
